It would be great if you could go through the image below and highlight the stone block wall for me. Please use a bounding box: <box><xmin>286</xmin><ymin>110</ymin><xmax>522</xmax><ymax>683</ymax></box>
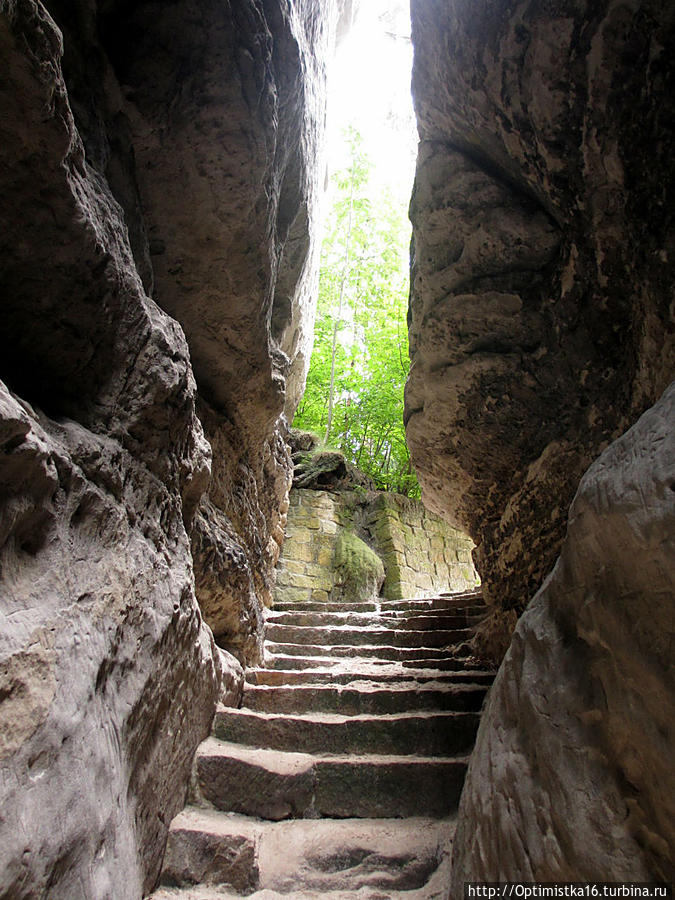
<box><xmin>274</xmin><ymin>490</ymin><xmax>342</xmax><ymax>605</ymax></box>
<box><xmin>365</xmin><ymin>493</ymin><xmax>478</xmax><ymax>600</ymax></box>
<box><xmin>274</xmin><ymin>488</ymin><xmax>478</xmax><ymax>605</ymax></box>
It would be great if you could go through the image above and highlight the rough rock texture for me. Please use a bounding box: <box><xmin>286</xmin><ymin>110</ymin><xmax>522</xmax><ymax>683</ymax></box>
<box><xmin>38</xmin><ymin>0</ymin><xmax>348</xmax><ymax>662</ymax></box>
<box><xmin>406</xmin><ymin>0</ymin><xmax>675</xmax><ymax>621</ymax></box>
<box><xmin>333</xmin><ymin>530</ymin><xmax>386</xmax><ymax>603</ymax></box>
<box><xmin>289</xmin><ymin>430</ymin><xmax>376</xmax><ymax>491</ymax></box>
<box><xmin>0</xmin><ymin>0</ymin><xmax>343</xmax><ymax>895</ymax></box>
<box><xmin>0</xmin><ymin>3</ymin><xmax>221</xmax><ymax>895</ymax></box>
<box><xmin>452</xmin><ymin>383</ymin><xmax>675</xmax><ymax>885</ymax></box>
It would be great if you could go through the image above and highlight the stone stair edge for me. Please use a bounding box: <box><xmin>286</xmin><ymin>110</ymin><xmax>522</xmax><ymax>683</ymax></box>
<box><xmin>169</xmin><ymin>804</ymin><xmax>457</xmax><ymax>834</ymax></box>
<box><xmin>216</xmin><ymin>704</ymin><xmax>480</xmax><ymax>723</ymax></box>
<box><xmin>197</xmin><ymin>735</ymin><xmax>471</xmax><ymax>767</ymax></box>
<box><xmin>153</xmin><ymin>808</ymin><xmax>458</xmax><ymax>900</ymax></box>
<box><xmin>242</xmin><ymin>682</ymin><xmax>487</xmax><ymax>696</ymax></box>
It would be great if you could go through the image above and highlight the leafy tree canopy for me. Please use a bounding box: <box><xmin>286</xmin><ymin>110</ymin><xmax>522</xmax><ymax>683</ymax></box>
<box><xmin>293</xmin><ymin>128</ymin><xmax>419</xmax><ymax>497</ymax></box>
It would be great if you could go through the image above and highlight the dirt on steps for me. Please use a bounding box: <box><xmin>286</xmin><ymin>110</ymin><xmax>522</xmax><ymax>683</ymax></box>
<box><xmin>151</xmin><ymin>590</ymin><xmax>494</xmax><ymax>898</ymax></box>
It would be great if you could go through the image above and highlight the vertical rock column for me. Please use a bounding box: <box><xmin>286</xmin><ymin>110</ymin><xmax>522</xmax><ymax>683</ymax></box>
<box><xmin>406</xmin><ymin>0</ymin><xmax>675</xmax><ymax>629</ymax></box>
<box><xmin>0</xmin><ymin>3</ymin><xmax>221</xmax><ymax>896</ymax></box>
<box><xmin>92</xmin><ymin>0</ymin><xmax>350</xmax><ymax>664</ymax></box>
<box><xmin>405</xmin><ymin>0</ymin><xmax>675</xmax><ymax>883</ymax></box>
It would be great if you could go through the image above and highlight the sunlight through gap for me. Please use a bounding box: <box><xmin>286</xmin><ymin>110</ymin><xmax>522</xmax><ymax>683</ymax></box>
<box><xmin>293</xmin><ymin>0</ymin><xmax>419</xmax><ymax>496</ymax></box>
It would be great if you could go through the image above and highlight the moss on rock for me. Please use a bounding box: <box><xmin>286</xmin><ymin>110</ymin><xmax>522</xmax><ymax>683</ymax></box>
<box><xmin>333</xmin><ymin>531</ymin><xmax>385</xmax><ymax>602</ymax></box>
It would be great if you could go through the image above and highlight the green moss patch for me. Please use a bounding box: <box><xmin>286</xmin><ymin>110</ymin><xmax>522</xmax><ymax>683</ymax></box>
<box><xmin>334</xmin><ymin>531</ymin><xmax>385</xmax><ymax>602</ymax></box>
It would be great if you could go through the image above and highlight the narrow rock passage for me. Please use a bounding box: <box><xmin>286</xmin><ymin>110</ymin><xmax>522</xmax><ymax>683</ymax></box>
<box><xmin>152</xmin><ymin>590</ymin><xmax>494</xmax><ymax>899</ymax></box>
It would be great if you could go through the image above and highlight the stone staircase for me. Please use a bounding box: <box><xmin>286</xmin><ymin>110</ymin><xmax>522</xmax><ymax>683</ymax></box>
<box><xmin>152</xmin><ymin>590</ymin><xmax>494</xmax><ymax>899</ymax></box>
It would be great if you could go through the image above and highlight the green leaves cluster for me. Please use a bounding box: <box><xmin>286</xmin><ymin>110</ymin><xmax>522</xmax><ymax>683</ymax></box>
<box><xmin>293</xmin><ymin>129</ymin><xmax>419</xmax><ymax>497</ymax></box>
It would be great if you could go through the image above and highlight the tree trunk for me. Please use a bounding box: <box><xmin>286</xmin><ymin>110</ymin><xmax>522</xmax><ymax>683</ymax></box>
<box><xmin>325</xmin><ymin>171</ymin><xmax>355</xmax><ymax>443</ymax></box>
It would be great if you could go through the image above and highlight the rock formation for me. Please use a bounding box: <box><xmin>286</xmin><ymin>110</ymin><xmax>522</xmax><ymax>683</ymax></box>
<box><xmin>0</xmin><ymin>0</ymin><xmax>345</xmax><ymax>895</ymax></box>
<box><xmin>452</xmin><ymin>383</ymin><xmax>675</xmax><ymax>885</ymax></box>
<box><xmin>406</xmin><ymin>0</ymin><xmax>675</xmax><ymax>885</ymax></box>
<box><xmin>406</xmin><ymin>0</ymin><xmax>675</xmax><ymax>621</ymax></box>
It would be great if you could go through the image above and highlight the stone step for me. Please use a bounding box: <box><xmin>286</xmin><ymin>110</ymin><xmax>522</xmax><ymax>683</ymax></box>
<box><xmin>153</xmin><ymin>886</ymin><xmax>448</xmax><ymax>900</ymax></box>
<box><xmin>214</xmin><ymin>706</ymin><xmax>481</xmax><ymax>756</ymax></box>
<box><xmin>376</xmin><ymin>595</ymin><xmax>483</xmax><ymax>612</ymax></box>
<box><xmin>246</xmin><ymin>666</ymin><xmax>495</xmax><ymax>687</ymax></box>
<box><xmin>196</xmin><ymin>738</ymin><xmax>468</xmax><ymax>820</ymax></box>
<box><xmin>266</xmin><ymin>610</ymin><xmax>484</xmax><ymax>629</ymax></box>
<box><xmin>157</xmin><ymin>806</ymin><xmax>454</xmax><ymax>896</ymax></box>
<box><xmin>265</xmin><ymin>623</ymin><xmax>472</xmax><ymax>647</ymax></box>
<box><xmin>272</xmin><ymin>600</ymin><xmax>381</xmax><ymax>613</ymax></box>
<box><xmin>242</xmin><ymin>682</ymin><xmax>488</xmax><ymax>715</ymax></box>
<box><xmin>264</xmin><ymin>652</ymin><xmax>477</xmax><ymax>671</ymax></box>
<box><xmin>265</xmin><ymin>642</ymin><xmax>470</xmax><ymax>662</ymax></box>
<box><xmin>271</xmin><ymin>594</ymin><xmax>484</xmax><ymax>615</ymax></box>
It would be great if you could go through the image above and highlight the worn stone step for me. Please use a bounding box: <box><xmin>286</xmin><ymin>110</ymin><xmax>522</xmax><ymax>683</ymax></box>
<box><xmin>242</xmin><ymin>682</ymin><xmax>488</xmax><ymax>715</ymax></box>
<box><xmin>264</xmin><ymin>651</ymin><xmax>477</xmax><ymax>671</ymax></box>
<box><xmin>153</xmin><ymin>883</ymin><xmax>450</xmax><ymax>900</ymax></box>
<box><xmin>379</xmin><ymin>593</ymin><xmax>482</xmax><ymax>610</ymax></box>
<box><xmin>247</xmin><ymin>666</ymin><xmax>496</xmax><ymax>687</ymax></box>
<box><xmin>153</xmin><ymin>886</ymin><xmax>449</xmax><ymax>900</ymax></box>
<box><xmin>272</xmin><ymin>600</ymin><xmax>381</xmax><ymax>613</ymax></box>
<box><xmin>378</xmin><ymin>600</ymin><xmax>484</xmax><ymax>614</ymax></box>
<box><xmin>265</xmin><ymin>642</ymin><xmax>470</xmax><ymax>662</ymax></box>
<box><xmin>266</xmin><ymin>610</ymin><xmax>484</xmax><ymax>629</ymax></box>
<box><xmin>196</xmin><ymin>738</ymin><xmax>468</xmax><ymax>819</ymax></box>
<box><xmin>214</xmin><ymin>706</ymin><xmax>480</xmax><ymax>756</ymax></box>
<box><xmin>271</xmin><ymin>594</ymin><xmax>484</xmax><ymax>615</ymax></box>
<box><xmin>265</xmin><ymin>623</ymin><xmax>472</xmax><ymax>648</ymax></box>
<box><xmin>157</xmin><ymin>806</ymin><xmax>454</xmax><ymax>896</ymax></box>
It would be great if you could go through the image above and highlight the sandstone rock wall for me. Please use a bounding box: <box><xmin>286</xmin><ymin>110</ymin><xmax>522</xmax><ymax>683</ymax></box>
<box><xmin>0</xmin><ymin>0</ymin><xmax>342</xmax><ymax>894</ymax></box>
<box><xmin>452</xmin><ymin>383</ymin><xmax>675</xmax><ymax>885</ymax></box>
<box><xmin>274</xmin><ymin>488</ymin><xmax>478</xmax><ymax>605</ymax></box>
<box><xmin>405</xmin><ymin>0</ymin><xmax>675</xmax><ymax>884</ymax></box>
<box><xmin>406</xmin><ymin>0</ymin><xmax>675</xmax><ymax>620</ymax></box>
<box><xmin>0</xmin><ymin>4</ymin><xmax>220</xmax><ymax>895</ymax></box>
<box><xmin>45</xmin><ymin>0</ymin><xmax>347</xmax><ymax>662</ymax></box>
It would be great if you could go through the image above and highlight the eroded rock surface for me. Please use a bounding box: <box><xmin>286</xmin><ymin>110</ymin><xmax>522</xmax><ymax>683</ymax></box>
<box><xmin>44</xmin><ymin>0</ymin><xmax>348</xmax><ymax>661</ymax></box>
<box><xmin>0</xmin><ymin>4</ymin><xmax>220</xmax><ymax>895</ymax></box>
<box><xmin>452</xmin><ymin>383</ymin><xmax>675</xmax><ymax>885</ymax></box>
<box><xmin>1</xmin><ymin>0</ymin><xmax>343</xmax><ymax>894</ymax></box>
<box><xmin>406</xmin><ymin>0</ymin><xmax>675</xmax><ymax>622</ymax></box>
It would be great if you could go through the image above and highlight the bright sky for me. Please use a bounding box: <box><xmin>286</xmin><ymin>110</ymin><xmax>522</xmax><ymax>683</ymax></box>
<box><xmin>326</xmin><ymin>0</ymin><xmax>417</xmax><ymax>204</ymax></box>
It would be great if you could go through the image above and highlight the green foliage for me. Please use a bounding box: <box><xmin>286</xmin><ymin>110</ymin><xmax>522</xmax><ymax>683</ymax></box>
<box><xmin>294</xmin><ymin>129</ymin><xmax>419</xmax><ymax>497</ymax></box>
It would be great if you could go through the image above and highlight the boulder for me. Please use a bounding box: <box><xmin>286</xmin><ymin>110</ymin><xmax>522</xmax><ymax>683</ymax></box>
<box><xmin>451</xmin><ymin>382</ymin><xmax>675</xmax><ymax>884</ymax></box>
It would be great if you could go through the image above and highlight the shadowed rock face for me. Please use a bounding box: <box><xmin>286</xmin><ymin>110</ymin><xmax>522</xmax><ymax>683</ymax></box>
<box><xmin>0</xmin><ymin>4</ymin><xmax>220</xmax><ymax>895</ymax></box>
<box><xmin>406</xmin><ymin>0</ymin><xmax>675</xmax><ymax>619</ymax></box>
<box><xmin>0</xmin><ymin>0</ymin><xmax>341</xmax><ymax>894</ymax></box>
<box><xmin>44</xmin><ymin>0</ymin><xmax>347</xmax><ymax>659</ymax></box>
<box><xmin>452</xmin><ymin>383</ymin><xmax>675</xmax><ymax>885</ymax></box>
